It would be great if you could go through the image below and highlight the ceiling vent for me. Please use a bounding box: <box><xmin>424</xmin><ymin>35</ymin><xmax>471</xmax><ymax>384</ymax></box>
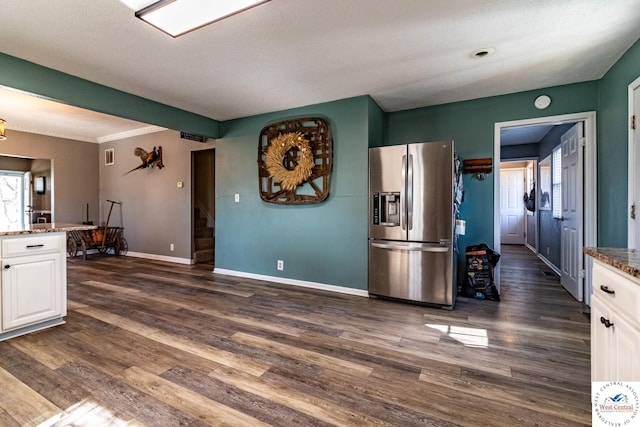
<box><xmin>470</xmin><ymin>47</ymin><xmax>495</xmax><ymax>59</ymax></box>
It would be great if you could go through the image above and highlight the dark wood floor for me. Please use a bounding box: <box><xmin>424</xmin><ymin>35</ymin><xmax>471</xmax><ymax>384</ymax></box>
<box><xmin>0</xmin><ymin>245</ymin><xmax>591</xmax><ymax>426</ymax></box>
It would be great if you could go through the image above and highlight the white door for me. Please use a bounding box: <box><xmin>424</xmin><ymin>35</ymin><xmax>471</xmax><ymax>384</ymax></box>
<box><xmin>500</xmin><ymin>168</ymin><xmax>525</xmax><ymax>245</ymax></box>
<box><xmin>560</xmin><ymin>124</ymin><xmax>584</xmax><ymax>301</ymax></box>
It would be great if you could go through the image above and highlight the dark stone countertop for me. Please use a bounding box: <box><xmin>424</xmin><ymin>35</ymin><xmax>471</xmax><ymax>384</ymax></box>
<box><xmin>584</xmin><ymin>247</ymin><xmax>640</xmax><ymax>279</ymax></box>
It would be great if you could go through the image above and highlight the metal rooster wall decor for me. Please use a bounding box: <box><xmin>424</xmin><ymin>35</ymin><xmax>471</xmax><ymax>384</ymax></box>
<box><xmin>125</xmin><ymin>146</ymin><xmax>164</xmax><ymax>175</ymax></box>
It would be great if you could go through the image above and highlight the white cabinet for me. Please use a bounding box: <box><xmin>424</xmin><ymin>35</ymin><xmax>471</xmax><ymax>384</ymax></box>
<box><xmin>591</xmin><ymin>259</ymin><xmax>640</xmax><ymax>381</ymax></box>
<box><xmin>0</xmin><ymin>233</ymin><xmax>66</xmax><ymax>336</ymax></box>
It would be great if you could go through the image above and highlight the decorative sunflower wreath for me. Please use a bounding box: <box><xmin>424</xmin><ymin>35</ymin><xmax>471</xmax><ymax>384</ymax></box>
<box><xmin>265</xmin><ymin>131</ymin><xmax>315</xmax><ymax>191</ymax></box>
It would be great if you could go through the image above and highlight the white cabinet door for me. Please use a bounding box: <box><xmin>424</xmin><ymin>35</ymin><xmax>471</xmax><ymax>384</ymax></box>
<box><xmin>591</xmin><ymin>295</ymin><xmax>612</xmax><ymax>381</ymax></box>
<box><xmin>1</xmin><ymin>252</ymin><xmax>64</xmax><ymax>332</ymax></box>
<box><xmin>613</xmin><ymin>310</ymin><xmax>640</xmax><ymax>381</ymax></box>
<box><xmin>592</xmin><ymin>294</ymin><xmax>640</xmax><ymax>381</ymax></box>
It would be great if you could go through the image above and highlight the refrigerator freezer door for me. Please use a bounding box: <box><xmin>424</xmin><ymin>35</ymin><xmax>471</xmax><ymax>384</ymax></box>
<box><xmin>369</xmin><ymin>145</ymin><xmax>408</xmax><ymax>241</ymax></box>
<box><xmin>368</xmin><ymin>240</ymin><xmax>454</xmax><ymax>306</ymax></box>
<box><xmin>407</xmin><ymin>141</ymin><xmax>454</xmax><ymax>243</ymax></box>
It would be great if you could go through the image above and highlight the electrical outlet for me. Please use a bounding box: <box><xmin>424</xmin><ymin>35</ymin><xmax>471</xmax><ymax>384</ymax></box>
<box><xmin>170</xmin><ymin>243</ymin><xmax>174</xmax><ymax>251</ymax></box>
<box><xmin>277</xmin><ymin>260</ymin><xmax>284</xmax><ymax>271</ymax></box>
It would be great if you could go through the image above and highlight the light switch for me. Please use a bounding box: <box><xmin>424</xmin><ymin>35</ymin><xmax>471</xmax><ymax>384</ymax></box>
<box><xmin>234</xmin><ymin>193</ymin><xmax>240</xmax><ymax>203</ymax></box>
<box><xmin>177</xmin><ymin>181</ymin><xmax>184</xmax><ymax>188</ymax></box>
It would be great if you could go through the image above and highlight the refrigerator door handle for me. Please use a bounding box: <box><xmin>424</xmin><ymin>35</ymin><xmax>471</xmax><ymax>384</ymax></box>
<box><xmin>371</xmin><ymin>242</ymin><xmax>450</xmax><ymax>252</ymax></box>
<box><xmin>407</xmin><ymin>154</ymin><xmax>413</xmax><ymax>230</ymax></box>
<box><xmin>401</xmin><ymin>154</ymin><xmax>407</xmax><ymax>230</ymax></box>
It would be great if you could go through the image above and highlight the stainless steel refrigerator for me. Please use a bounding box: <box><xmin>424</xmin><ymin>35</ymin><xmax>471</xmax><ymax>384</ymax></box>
<box><xmin>368</xmin><ymin>141</ymin><xmax>456</xmax><ymax>308</ymax></box>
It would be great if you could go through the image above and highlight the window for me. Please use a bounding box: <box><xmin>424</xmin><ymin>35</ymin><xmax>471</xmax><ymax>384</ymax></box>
<box><xmin>552</xmin><ymin>146</ymin><xmax>562</xmax><ymax>219</ymax></box>
<box><xmin>539</xmin><ymin>156</ymin><xmax>551</xmax><ymax>210</ymax></box>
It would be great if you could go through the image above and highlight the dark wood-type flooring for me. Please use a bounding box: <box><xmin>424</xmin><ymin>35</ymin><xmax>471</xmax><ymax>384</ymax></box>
<box><xmin>0</xmin><ymin>245</ymin><xmax>591</xmax><ymax>426</ymax></box>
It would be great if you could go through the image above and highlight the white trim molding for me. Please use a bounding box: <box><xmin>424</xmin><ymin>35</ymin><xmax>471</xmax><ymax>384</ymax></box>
<box><xmin>7</xmin><ymin>125</ymin><xmax>98</xmax><ymax>143</ymax></box>
<box><xmin>125</xmin><ymin>251</ymin><xmax>193</xmax><ymax>265</ymax></box>
<box><xmin>213</xmin><ymin>268</ymin><xmax>370</xmax><ymax>297</ymax></box>
<box><xmin>628</xmin><ymin>75</ymin><xmax>640</xmax><ymax>248</ymax></box>
<box><xmin>6</xmin><ymin>124</ymin><xmax>167</xmax><ymax>144</ymax></box>
<box><xmin>97</xmin><ymin>125</ymin><xmax>167</xmax><ymax>143</ymax></box>
<box><xmin>538</xmin><ymin>253</ymin><xmax>562</xmax><ymax>276</ymax></box>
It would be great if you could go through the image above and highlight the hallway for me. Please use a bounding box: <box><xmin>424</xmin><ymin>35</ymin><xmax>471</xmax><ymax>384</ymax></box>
<box><xmin>497</xmin><ymin>244</ymin><xmax>584</xmax><ymax>311</ymax></box>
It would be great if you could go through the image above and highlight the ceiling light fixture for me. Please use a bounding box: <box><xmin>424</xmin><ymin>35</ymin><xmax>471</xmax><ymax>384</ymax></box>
<box><xmin>0</xmin><ymin>119</ymin><xmax>6</xmax><ymax>140</ymax></box>
<box><xmin>135</xmin><ymin>0</ymin><xmax>270</xmax><ymax>37</ymax></box>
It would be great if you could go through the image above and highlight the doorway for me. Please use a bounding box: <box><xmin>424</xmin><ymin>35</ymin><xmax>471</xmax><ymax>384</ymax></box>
<box><xmin>494</xmin><ymin>112</ymin><xmax>597</xmax><ymax>305</ymax></box>
<box><xmin>499</xmin><ymin>163</ymin><xmax>526</xmax><ymax>245</ymax></box>
<box><xmin>192</xmin><ymin>149</ymin><xmax>215</xmax><ymax>265</ymax></box>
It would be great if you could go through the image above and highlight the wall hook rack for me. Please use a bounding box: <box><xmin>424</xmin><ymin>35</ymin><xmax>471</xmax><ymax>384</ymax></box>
<box><xmin>462</xmin><ymin>158</ymin><xmax>492</xmax><ymax>180</ymax></box>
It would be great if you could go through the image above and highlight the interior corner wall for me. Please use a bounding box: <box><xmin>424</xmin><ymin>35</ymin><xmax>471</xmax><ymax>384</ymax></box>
<box><xmin>0</xmin><ymin>130</ymin><xmax>99</xmax><ymax>224</ymax></box>
<box><xmin>385</xmin><ymin>82</ymin><xmax>599</xmax><ymax>260</ymax></box>
<box><xmin>368</xmin><ymin>96</ymin><xmax>386</xmax><ymax>148</ymax></box>
<box><xmin>215</xmin><ymin>96</ymin><xmax>370</xmax><ymax>290</ymax></box>
<box><xmin>597</xmin><ymin>37</ymin><xmax>640</xmax><ymax>247</ymax></box>
<box><xmin>99</xmin><ymin>130</ymin><xmax>216</xmax><ymax>260</ymax></box>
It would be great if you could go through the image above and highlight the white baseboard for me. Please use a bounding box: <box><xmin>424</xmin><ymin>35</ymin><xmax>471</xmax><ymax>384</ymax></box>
<box><xmin>67</xmin><ymin>249</ymin><xmax>192</xmax><ymax>264</ymax></box>
<box><xmin>126</xmin><ymin>251</ymin><xmax>193</xmax><ymax>265</ymax></box>
<box><xmin>537</xmin><ymin>254</ymin><xmax>561</xmax><ymax>276</ymax></box>
<box><xmin>213</xmin><ymin>268</ymin><xmax>369</xmax><ymax>297</ymax></box>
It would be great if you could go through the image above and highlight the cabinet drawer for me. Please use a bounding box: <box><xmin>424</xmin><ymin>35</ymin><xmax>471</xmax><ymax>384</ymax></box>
<box><xmin>593</xmin><ymin>260</ymin><xmax>640</xmax><ymax>323</ymax></box>
<box><xmin>1</xmin><ymin>234</ymin><xmax>64</xmax><ymax>258</ymax></box>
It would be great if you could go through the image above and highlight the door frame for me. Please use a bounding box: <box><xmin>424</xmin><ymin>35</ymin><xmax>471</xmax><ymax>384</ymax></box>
<box><xmin>494</xmin><ymin>112</ymin><xmax>597</xmax><ymax>304</ymax></box>
<box><xmin>627</xmin><ymin>75</ymin><xmax>640</xmax><ymax>248</ymax></box>
<box><xmin>525</xmin><ymin>160</ymin><xmax>538</xmax><ymax>253</ymax></box>
<box><xmin>191</xmin><ymin>147</ymin><xmax>216</xmax><ymax>265</ymax></box>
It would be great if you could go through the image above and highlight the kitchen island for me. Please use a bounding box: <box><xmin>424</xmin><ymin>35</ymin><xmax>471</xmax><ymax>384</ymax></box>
<box><xmin>584</xmin><ymin>247</ymin><xmax>640</xmax><ymax>381</ymax></box>
<box><xmin>0</xmin><ymin>223</ymin><xmax>96</xmax><ymax>342</ymax></box>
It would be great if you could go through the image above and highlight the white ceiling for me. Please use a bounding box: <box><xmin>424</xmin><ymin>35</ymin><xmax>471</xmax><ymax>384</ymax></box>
<box><xmin>1</xmin><ymin>0</ymin><xmax>640</xmax><ymax>141</ymax></box>
<box><xmin>0</xmin><ymin>86</ymin><xmax>163</xmax><ymax>143</ymax></box>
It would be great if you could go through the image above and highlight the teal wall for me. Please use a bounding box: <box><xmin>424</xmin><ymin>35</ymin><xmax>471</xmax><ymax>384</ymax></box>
<box><xmin>216</xmin><ymin>96</ymin><xmax>370</xmax><ymax>289</ymax></box>
<box><xmin>385</xmin><ymin>82</ymin><xmax>599</xmax><ymax>254</ymax></box>
<box><xmin>597</xmin><ymin>38</ymin><xmax>640</xmax><ymax>247</ymax></box>
<box><xmin>0</xmin><ymin>52</ymin><xmax>219</xmax><ymax>138</ymax></box>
